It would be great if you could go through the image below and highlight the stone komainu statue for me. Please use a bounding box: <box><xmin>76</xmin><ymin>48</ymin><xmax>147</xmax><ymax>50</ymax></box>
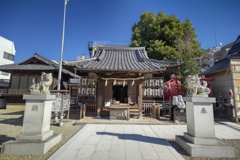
<box><xmin>172</xmin><ymin>95</ymin><xmax>186</xmax><ymax>108</ymax></box>
<box><xmin>30</xmin><ymin>72</ymin><xmax>53</xmax><ymax>94</ymax></box>
<box><xmin>186</xmin><ymin>75</ymin><xmax>210</xmax><ymax>97</ymax></box>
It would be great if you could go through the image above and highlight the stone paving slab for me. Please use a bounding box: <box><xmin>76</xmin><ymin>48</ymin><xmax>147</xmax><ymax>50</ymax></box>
<box><xmin>48</xmin><ymin>124</ymin><xmax>184</xmax><ymax>160</ymax></box>
<box><xmin>77</xmin><ymin>118</ymin><xmax>175</xmax><ymax>125</ymax></box>
<box><xmin>48</xmin><ymin>123</ymin><xmax>240</xmax><ymax>160</ymax></box>
<box><xmin>150</xmin><ymin>124</ymin><xmax>240</xmax><ymax>139</ymax></box>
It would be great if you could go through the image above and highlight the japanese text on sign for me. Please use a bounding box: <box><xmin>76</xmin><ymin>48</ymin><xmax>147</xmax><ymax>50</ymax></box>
<box><xmin>201</xmin><ymin>108</ymin><xmax>207</xmax><ymax>114</ymax></box>
<box><xmin>32</xmin><ymin>105</ymin><xmax>38</xmax><ymax>111</ymax></box>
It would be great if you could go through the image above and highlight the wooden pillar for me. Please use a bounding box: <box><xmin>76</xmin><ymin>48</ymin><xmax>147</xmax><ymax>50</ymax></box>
<box><xmin>138</xmin><ymin>80</ymin><xmax>143</xmax><ymax>119</ymax></box>
<box><xmin>83</xmin><ymin>103</ymin><xmax>86</xmax><ymax>118</ymax></box>
<box><xmin>79</xmin><ymin>105</ymin><xmax>83</xmax><ymax>119</ymax></box>
<box><xmin>156</xmin><ymin>104</ymin><xmax>160</xmax><ymax>119</ymax></box>
<box><xmin>67</xmin><ymin>96</ymin><xmax>70</xmax><ymax>121</ymax></box>
<box><xmin>96</xmin><ymin>79</ymin><xmax>102</xmax><ymax>119</ymax></box>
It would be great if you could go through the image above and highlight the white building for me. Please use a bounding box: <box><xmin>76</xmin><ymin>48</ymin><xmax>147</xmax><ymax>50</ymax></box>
<box><xmin>0</xmin><ymin>36</ymin><xmax>16</xmax><ymax>88</ymax></box>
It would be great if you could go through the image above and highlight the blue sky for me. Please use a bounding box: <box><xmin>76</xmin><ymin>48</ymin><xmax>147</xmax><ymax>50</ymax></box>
<box><xmin>0</xmin><ymin>0</ymin><xmax>239</xmax><ymax>63</ymax></box>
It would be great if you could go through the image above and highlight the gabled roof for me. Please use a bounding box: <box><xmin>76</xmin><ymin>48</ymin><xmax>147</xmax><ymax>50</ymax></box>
<box><xmin>200</xmin><ymin>58</ymin><xmax>230</xmax><ymax>75</ymax></box>
<box><xmin>0</xmin><ymin>64</ymin><xmax>56</xmax><ymax>70</ymax></box>
<box><xmin>226</xmin><ymin>35</ymin><xmax>240</xmax><ymax>58</ymax></box>
<box><xmin>0</xmin><ymin>53</ymin><xmax>80</xmax><ymax>78</ymax></box>
<box><xmin>201</xmin><ymin>35</ymin><xmax>240</xmax><ymax>75</ymax></box>
<box><xmin>19</xmin><ymin>53</ymin><xmax>59</xmax><ymax>68</ymax></box>
<box><xmin>63</xmin><ymin>46</ymin><xmax>179</xmax><ymax>72</ymax></box>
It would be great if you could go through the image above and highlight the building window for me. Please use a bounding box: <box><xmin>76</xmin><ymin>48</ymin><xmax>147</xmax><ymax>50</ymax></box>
<box><xmin>0</xmin><ymin>71</ymin><xmax>9</xmax><ymax>76</ymax></box>
<box><xmin>3</xmin><ymin>52</ymin><xmax>14</xmax><ymax>61</ymax></box>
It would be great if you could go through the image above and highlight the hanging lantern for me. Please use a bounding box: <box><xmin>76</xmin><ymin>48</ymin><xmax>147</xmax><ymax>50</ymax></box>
<box><xmin>123</xmin><ymin>80</ymin><xmax>126</xmax><ymax>87</ymax></box>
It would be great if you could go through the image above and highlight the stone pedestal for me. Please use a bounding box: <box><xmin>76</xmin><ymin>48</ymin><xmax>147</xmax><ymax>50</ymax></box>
<box><xmin>176</xmin><ymin>97</ymin><xmax>235</xmax><ymax>158</ymax></box>
<box><xmin>1</xmin><ymin>94</ymin><xmax>62</xmax><ymax>155</ymax></box>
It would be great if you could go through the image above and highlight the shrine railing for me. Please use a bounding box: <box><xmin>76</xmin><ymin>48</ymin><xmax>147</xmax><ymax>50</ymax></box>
<box><xmin>85</xmin><ymin>102</ymin><xmax>97</xmax><ymax>116</ymax></box>
<box><xmin>142</xmin><ymin>100</ymin><xmax>171</xmax><ymax>118</ymax></box>
<box><xmin>142</xmin><ymin>102</ymin><xmax>160</xmax><ymax>117</ymax></box>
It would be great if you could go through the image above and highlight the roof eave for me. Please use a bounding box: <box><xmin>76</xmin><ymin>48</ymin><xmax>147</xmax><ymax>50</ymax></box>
<box><xmin>201</xmin><ymin>68</ymin><xmax>229</xmax><ymax>75</ymax></box>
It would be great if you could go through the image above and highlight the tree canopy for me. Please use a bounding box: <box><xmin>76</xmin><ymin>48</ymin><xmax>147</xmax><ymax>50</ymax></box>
<box><xmin>130</xmin><ymin>11</ymin><xmax>205</xmax><ymax>81</ymax></box>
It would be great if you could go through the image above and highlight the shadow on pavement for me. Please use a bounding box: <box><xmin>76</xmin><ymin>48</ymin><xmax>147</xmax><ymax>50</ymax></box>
<box><xmin>0</xmin><ymin>116</ymin><xmax>23</xmax><ymax>126</ymax></box>
<box><xmin>96</xmin><ymin>131</ymin><xmax>171</xmax><ymax>146</ymax></box>
<box><xmin>0</xmin><ymin>135</ymin><xmax>16</xmax><ymax>153</ymax></box>
<box><xmin>0</xmin><ymin>111</ymin><xmax>24</xmax><ymax>115</ymax></box>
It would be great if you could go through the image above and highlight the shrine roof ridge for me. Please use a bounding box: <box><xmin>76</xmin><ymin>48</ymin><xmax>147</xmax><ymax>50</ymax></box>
<box><xmin>95</xmin><ymin>46</ymin><xmax>146</xmax><ymax>51</ymax></box>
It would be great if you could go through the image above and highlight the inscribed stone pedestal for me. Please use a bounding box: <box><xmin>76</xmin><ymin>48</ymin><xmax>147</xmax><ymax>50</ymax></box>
<box><xmin>1</xmin><ymin>94</ymin><xmax>62</xmax><ymax>155</ymax></box>
<box><xmin>176</xmin><ymin>96</ymin><xmax>235</xmax><ymax>158</ymax></box>
<box><xmin>185</xmin><ymin>97</ymin><xmax>215</xmax><ymax>138</ymax></box>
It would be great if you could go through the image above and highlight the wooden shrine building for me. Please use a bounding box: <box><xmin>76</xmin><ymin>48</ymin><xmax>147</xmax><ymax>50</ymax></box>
<box><xmin>0</xmin><ymin>53</ymin><xmax>79</xmax><ymax>109</ymax></box>
<box><xmin>0</xmin><ymin>46</ymin><xmax>180</xmax><ymax>119</ymax></box>
<box><xmin>63</xmin><ymin>46</ymin><xmax>180</xmax><ymax>119</ymax></box>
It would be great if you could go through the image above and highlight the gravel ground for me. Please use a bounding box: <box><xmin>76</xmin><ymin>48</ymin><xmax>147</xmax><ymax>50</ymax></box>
<box><xmin>0</xmin><ymin>109</ymin><xmax>85</xmax><ymax>160</ymax></box>
<box><xmin>0</xmin><ymin>109</ymin><xmax>239</xmax><ymax>160</ymax></box>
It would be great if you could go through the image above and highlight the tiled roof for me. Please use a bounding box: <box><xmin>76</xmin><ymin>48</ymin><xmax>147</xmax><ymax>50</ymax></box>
<box><xmin>0</xmin><ymin>53</ymin><xmax>80</xmax><ymax>78</ymax></box>
<box><xmin>19</xmin><ymin>53</ymin><xmax>59</xmax><ymax>68</ymax></box>
<box><xmin>200</xmin><ymin>58</ymin><xmax>230</xmax><ymax>75</ymax></box>
<box><xmin>63</xmin><ymin>46</ymin><xmax>179</xmax><ymax>72</ymax></box>
<box><xmin>201</xmin><ymin>35</ymin><xmax>240</xmax><ymax>75</ymax></box>
<box><xmin>62</xmin><ymin>68</ymin><xmax>80</xmax><ymax>78</ymax></box>
<box><xmin>0</xmin><ymin>64</ymin><xmax>56</xmax><ymax>70</ymax></box>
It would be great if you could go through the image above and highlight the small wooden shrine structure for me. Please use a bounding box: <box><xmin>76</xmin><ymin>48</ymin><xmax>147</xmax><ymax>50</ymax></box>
<box><xmin>64</xmin><ymin>46</ymin><xmax>180</xmax><ymax>119</ymax></box>
<box><xmin>0</xmin><ymin>53</ymin><xmax>79</xmax><ymax>107</ymax></box>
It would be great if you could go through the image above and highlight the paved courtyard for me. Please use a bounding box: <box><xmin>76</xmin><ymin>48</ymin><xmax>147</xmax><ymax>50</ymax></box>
<box><xmin>48</xmin><ymin>122</ymin><xmax>240</xmax><ymax>160</ymax></box>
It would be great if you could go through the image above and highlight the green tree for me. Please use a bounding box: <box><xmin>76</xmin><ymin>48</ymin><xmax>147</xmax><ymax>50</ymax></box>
<box><xmin>131</xmin><ymin>11</ymin><xmax>205</xmax><ymax>83</ymax></box>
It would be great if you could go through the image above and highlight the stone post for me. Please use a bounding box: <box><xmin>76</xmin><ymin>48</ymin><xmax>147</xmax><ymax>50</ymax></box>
<box><xmin>185</xmin><ymin>97</ymin><xmax>215</xmax><ymax>138</ymax></box>
<box><xmin>1</xmin><ymin>94</ymin><xmax>62</xmax><ymax>155</ymax></box>
<box><xmin>176</xmin><ymin>96</ymin><xmax>235</xmax><ymax>158</ymax></box>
